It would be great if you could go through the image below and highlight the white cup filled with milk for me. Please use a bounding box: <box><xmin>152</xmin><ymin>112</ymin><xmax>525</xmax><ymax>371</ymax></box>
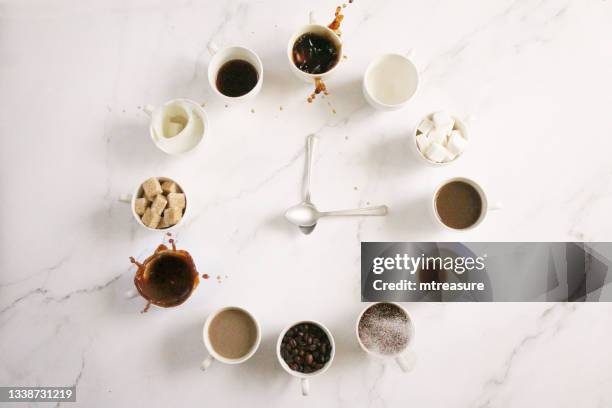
<box><xmin>143</xmin><ymin>98</ymin><xmax>208</xmax><ymax>155</ymax></box>
<box><xmin>362</xmin><ymin>52</ymin><xmax>419</xmax><ymax>111</ymax></box>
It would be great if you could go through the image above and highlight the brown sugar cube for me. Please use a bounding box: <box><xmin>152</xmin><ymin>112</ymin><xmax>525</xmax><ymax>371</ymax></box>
<box><xmin>167</xmin><ymin>193</ymin><xmax>186</xmax><ymax>210</ymax></box>
<box><xmin>161</xmin><ymin>180</ymin><xmax>179</xmax><ymax>194</ymax></box>
<box><xmin>158</xmin><ymin>216</ymin><xmax>170</xmax><ymax>229</ymax></box>
<box><xmin>150</xmin><ymin>194</ymin><xmax>167</xmax><ymax>216</ymax></box>
<box><xmin>141</xmin><ymin>207</ymin><xmax>161</xmax><ymax>229</ymax></box>
<box><xmin>163</xmin><ymin>207</ymin><xmax>183</xmax><ymax>226</ymax></box>
<box><xmin>142</xmin><ymin>177</ymin><xmax>162</xmax><ymax>200</ymax></box>
<box><xmin>134</xmin><ymin>197</ymin><xmax>148</xmax><ymax>216</ymax></box>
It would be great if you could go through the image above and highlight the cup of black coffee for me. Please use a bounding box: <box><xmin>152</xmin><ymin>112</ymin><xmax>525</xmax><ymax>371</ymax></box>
<box><xmin>432</xmin><ymin>177</ymin><xmax>502</xmax><ymax>230</ymax></box>
<box><xmin>287</xmin><ymin>13</ymin><xmax>342</xmax><ymax>82</ymax></box>
<box><xmin>277</xmin><ymin>320</ymin><xmax>335</xmax><ymax>396</ymax></box>
<box><xmin>207</xmin><ymin>43</ymin><xmax>263</xmax><ymax>102</ymax></box>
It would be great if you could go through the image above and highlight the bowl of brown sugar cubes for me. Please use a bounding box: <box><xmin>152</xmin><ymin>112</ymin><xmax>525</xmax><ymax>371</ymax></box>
<box><xmin>131</xmin><ymin>177</ymin><xmax>188</xmax><ymax>231</ymax></box>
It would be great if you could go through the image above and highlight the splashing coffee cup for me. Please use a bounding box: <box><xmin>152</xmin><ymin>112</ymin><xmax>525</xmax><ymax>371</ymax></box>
<box><xmin>128</xmin><ymin>238</ymin><xmax>200</xmax><ymax>313</ymax></box>
<box><xmin>287</xmin><ymin>11</ymin><xmax>343</xmax><ymax>82</ymax></box>
<box><xmin>356</xmin><ymin>302</ymin><xmax>416</xmax><ymax>372</ymax></box>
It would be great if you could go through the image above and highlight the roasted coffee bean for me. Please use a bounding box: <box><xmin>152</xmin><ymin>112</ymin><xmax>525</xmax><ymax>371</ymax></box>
<box><xmin>280</xmin><ymin>322</ymin><xmax>333</xmax><ymax>374</ymax></box>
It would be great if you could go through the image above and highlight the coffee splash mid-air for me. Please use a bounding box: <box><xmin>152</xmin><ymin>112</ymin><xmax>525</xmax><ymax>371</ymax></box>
<box><xmin>130</xmin><ymin>236</ymin><xmax>200</xmax><ymax>313</ymax></box>
<box><xmin>292</xmin><ymin>1</ymin><xmax>354</xmax><ymax>106</ymax></box>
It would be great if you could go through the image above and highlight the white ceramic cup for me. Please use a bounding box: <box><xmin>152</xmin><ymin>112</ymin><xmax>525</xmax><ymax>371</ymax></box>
<box><xmin>207</xmin><ymin>43</ymin><xmax>263</xmax><ymax>102</ymax></box>
<box><xmin>412</xmin><ymin>112</ymin><xmax>472</xmax><ymax>166</ymax></box>
<box><xmin>143</xmin><ymin>98</ymin><xmax>208</xmax><ymax>155</ymax></box>
<box><xmin>432</xmin><ymin>177</ymin><xmax>503</xmax><ymax>231</ymax></box>
<box><xmin>356</xmin><ymin>302</ymin><xmax>416</xmax><ymax>372</ymax></box>
<box><xmin>277</xmin><ymin>320</ymin><xmax>335</xmax><ymax>396</ymax></box>
<box><xmin>201</xmin><ymin>306</ymin><xmax>262</xmax><ymax>371</ymax></box>
<box><xmin>287</xmin><ymin>12</ymin><xmax>343</xmax><ymax>82</ymax></box>
<box><xmin>119</xmin><ymin>176</ymin><xmax>189</xmax><ymax>232</ymax></box>
<box><xmin>363</xmin><ymin>52</ymin><xmax>419</xmax><ymax>111</ymax></box>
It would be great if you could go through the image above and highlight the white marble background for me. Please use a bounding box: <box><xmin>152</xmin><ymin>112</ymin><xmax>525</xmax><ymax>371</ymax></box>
<box><xmin>1</xmin><ymin>0</ymin><xmax>612</xmax><ymax>406</ymax></box>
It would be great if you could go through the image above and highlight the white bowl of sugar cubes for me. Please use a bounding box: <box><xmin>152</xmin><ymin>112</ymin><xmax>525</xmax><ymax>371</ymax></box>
<box><xmin>131</xmin><ymin>176</ymin><xmax>188</xmax><ymax>232</ymax></box>
<box><xmin>413</xmin><ymin>111</ymin><xmax>469</xmax><ymax>166</ymax></box>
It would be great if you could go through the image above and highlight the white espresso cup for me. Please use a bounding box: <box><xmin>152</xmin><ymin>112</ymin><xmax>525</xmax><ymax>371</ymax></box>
<box><xmin>432</xmin><ymin>177</ymin><xmax>503</xmax><ymax>231</ymax></box>
<box><xmin>143</xmin><ymin>98</ymin><xmax>208</xmax><ymax>155</ymax></box>
<box><xmin>363</xmin><ymin>52</ymin><xmax>419</xmax><ymax>111</ymax></box>
<box><xmin>287</xmin><ymin>12</ymin><xmax>343</xmax><ymax>82</ymax></box>
<box><xmin>119</xmin><ymin>176</ymin><xmax>189</xmax><ymax>232</ymax></box>
<box><xmin>277</xmin><ymin>320</ymin><xmax>335</xmax><ymax>396</ymax></box>
<box><xmin>207</xmin><ymin>43</ymin><xmax>263</xmax><ymax>102</ymax></box>
<box><xmin>201</xmin><ymin>306</ymin><xmax>261</xmax><ymax>370</ymax></box>
<box><xmin>356</xmin><ymin>302</ymin><xmax>416</xmax><ymax>372</ymax></box>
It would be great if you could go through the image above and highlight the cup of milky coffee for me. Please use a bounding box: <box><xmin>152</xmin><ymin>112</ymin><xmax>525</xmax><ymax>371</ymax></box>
<box><xmin>432</xmin><ymin>177</ymin><xmax>502</xmax><ymax>231</ymax></box>
<box><xmin>356</xmin><ymin>302</ymin><xmax>416</xmax><ymax>372</ymax></box>
<box><xmin>277</xmin><ymin>321</ymin><xmax>335</xmax><ymax>396</ymax></box>
<box><xmin>287</xmin><ymin>12</ymin><xmax>343</xmax><ymax>82</ymax></box>
<box><xmin>201</xmin><ymin>306</ymin><xmax>261</xmax><ymax>370</ymax></box>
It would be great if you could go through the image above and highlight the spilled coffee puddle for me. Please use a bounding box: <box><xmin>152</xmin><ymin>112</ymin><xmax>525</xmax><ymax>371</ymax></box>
<box><xmin>130</xmin><ymin>236</ymin><xmax>199</xmax><ymax>313</ymax></box>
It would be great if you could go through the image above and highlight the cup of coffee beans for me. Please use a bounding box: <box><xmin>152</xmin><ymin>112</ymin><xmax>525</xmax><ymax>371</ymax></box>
<box><xmin>276</xmin><ymin>321</ymin><xmax>335</xmax><ymax>396</ymax></box>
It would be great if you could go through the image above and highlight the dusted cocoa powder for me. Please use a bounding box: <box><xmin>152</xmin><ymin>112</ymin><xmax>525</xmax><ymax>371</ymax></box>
<box><xmin>358</xmin><ymin>303</ymin><xmax>410</xmax><ymax>356</ymax></box>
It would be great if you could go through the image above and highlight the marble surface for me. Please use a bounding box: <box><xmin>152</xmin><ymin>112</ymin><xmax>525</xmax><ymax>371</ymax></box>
<box><xmin>1</xmin><ymin>0</ymin><xmax>612</xmax><ymax>406</ymax></box>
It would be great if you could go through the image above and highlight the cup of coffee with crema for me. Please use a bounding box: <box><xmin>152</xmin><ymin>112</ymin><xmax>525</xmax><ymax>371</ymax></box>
<box><xmin>356</xmin><ymin>302</ymin><xmax>416</xmax><ymax>372</ymax></box>
<box><xmin>201</xmin><ymin>306</ymin><xmax>261</xmax><ymax>370</ymax></box>
<box><xmin>277</xmin><ymin>321</ymin><xmax>335</xmax><ymax>396</ymax></box>
<box><xmin>432</xmin><ymin>177</ymin><xmax>502</xmax><ymax>231</ymax></box>
<box><xmin>207</xmin><ymin>43</ymin><xmax>263</xmax><ymax>102</ymax></box>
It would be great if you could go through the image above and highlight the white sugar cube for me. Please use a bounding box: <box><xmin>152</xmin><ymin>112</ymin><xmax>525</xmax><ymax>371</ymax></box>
<box><xmin>447</xmin><ymin>130</ymin><xmax>468</xmax><ymax>157</ymax></box>
<box><xmin>443</xmin><ymin>149</ymin><xmax>457</xmax><ymax>162</ymax></box>
<box><xmin>416</xmin><ymin>133</ymin><xmax>430</xmax><ymax>152</ymax></box>
<box><xmin>417</xmin><ymin>118</ymin><xmax>434</xmax><ymax>135</ymax></box>
<box><xmin>433</xmin><ymin>111</ymin><xmax>455</xmax><ymax>134</ymax></box>
<box><xmin>424</xmin><ymin>142</ymin><xmax>448</xmax><ymax>163</ymax></box>
<box><xmin>429</xmin><ymin>128</ymin><xmax>448</xmax><ymax>145</ymax></box>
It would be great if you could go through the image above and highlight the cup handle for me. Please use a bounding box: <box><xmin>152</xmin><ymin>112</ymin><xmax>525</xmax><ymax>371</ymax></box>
<box><xmin>143</xmin><ymin>105</ymin><xmax>155</xmax><ymax>116</ymax></box>
<box><xmin>309</xmin><ymin>10</ymin><xmax>316</xmax><ymax>24</ymax></box>
<box><xmin>395</xmin><ymin>350</ymin><xmax>416</xmax><ymax>373</ymax></box>
<box><xmin>125</xmin><ymin>289</ymin><xmax>138</xmax><ymax>299</ymax></box>
<box><xmin>201</xmin><ymin>354</ymin><xmax>214</xmax><ymax>371</ymax></box>
<box><xmin>300</xmin><ymin>378</ymin><xmax>310</xmax><ymax>396</ymax></box>
<box><xmin>207</xmin><ymin>41</ymin><xmax>219</xmax><ymax>56</ymax></box>
<box><xmin>489</xmin><ymin>201</ymin><xmax>503</xmax><ymax>211</ymax></box>
<box><xmin>464</xmin><ymin>114</ymin><xmax>477</xmax><ymax>125</ymax></box>
<box><xmin>118</xmin><ymin>193</ymin><xmax>133</xmax><ymax>203</ymax></box>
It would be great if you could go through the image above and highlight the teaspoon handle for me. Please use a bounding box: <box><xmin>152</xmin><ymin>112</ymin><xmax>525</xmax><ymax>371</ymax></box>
<box><xmin>303</xmin><ymin>134</ymin><xmax>317</xmax><ymax>202</ymax></box>
<box><xmin>322</xmin><ymin>205</ymin><xmax>388</xmax><ymax>217</ymax></box>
